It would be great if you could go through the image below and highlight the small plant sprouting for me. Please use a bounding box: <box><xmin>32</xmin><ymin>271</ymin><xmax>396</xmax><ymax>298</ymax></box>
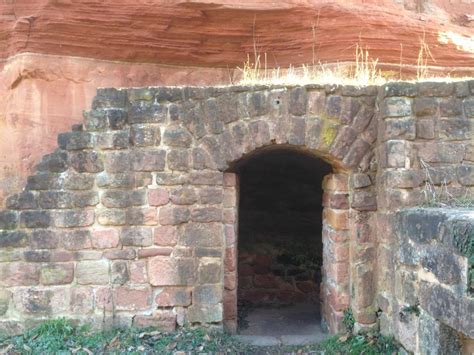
<box><xmin>401</xmin><ymin>303</ymin><xmax>420</xmax><ymax>316</ymax></box>
<box><xmin>343</xmin><ymin>308</ymin><xmax>355</xmax><ymax>333</ymax></box>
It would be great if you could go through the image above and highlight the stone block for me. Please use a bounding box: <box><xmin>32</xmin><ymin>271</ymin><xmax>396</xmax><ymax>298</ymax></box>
<box><xmin>439</xmin><ymin>97</ymin><xmax>463</xmax><ymax>116</ymax></box>
<box><xmin>36</xmin><ymin>151</ymin><xmax>69</xmax><ymax>173</ymax></box>
<box><xmin>29</xmin><ymin>230</ymin><xmax>58</xmax><ymax>249</ymax></box>
<box><xmin>159</xmin><ymin>206</ymin><xmax>190</xmax><ymax>225</ymax></box>
<box><xmin>53</xmin><ymin>209</ymin><xmax>94</xmax><ymax>228</ymax></box>
<box><xmin>381</xmin><ymin>140</ymin><xmax>406</xmax><ymax>168</ymax></box>
<box><xmin>148</xmin><ymin>257</ymin><xmax>195</xmax><ymax>286</ymax></box>
<box><xmin>93</xmin><ymin>88</ymin><xmax>128</xmax><ymax>109</ymax></box>
<box><xmin>63</xmin><ymin>172</ymin><xmax>95</xmax><ymax>190</ymax></box>
<box><xmin>457</xmin><ymin>165</ymin><xmax>474</xmax><ymax>186</ymax></box>
<box><xmin>104</xmin><ymin>151</ymin><xmax>130</xmax><ymax>173</ymax></box>
<box><xmin>381</xmin><ymin>118</ymin><xmax>416</xmax><ymax>141</ymax></box>
<box><xmin>439</xmin><ymin>118</ymin><xmax>472</xmax><ymax>140</ymax></box>
<box><xmin>187</xmin><ymin>304</ymin><xmax>223</xmax><ymax>323</ymax></box>
<box><xmin>61</xmin><ymin>230</ymin><xmax>92</xmax><ymax>250</ymax></box>
<box><xmin>194</xmin><ymin>284</ymin><xmax>222</xmax><ymax>305</ymax></box>
<box><xmin>121</xmin><ymin>227</ymin><xmax>153</xmax><ymax>247</ymax></box>
<box><xmin>382</xmin><ymin>82</ymin><xmax>417</xmax><ymax>97</ymax></box>
<box><xmin>351</xmin><ymin>191</ymin><xmax>377</xmax><ymax>211</ymax></box>
<box><xmin>101</xmin><ymin>190</ymin><xmax>146</xmax><ymax>208</ymax></box>
<box><xmin>20</xmin><ymin>211</ymin><xmax>51</xmax><ymax>228</ymax></box>
<box><xmin>95</xmin><ymin>131</ymin><xmax>130</xmax><ymax>150</ymax></box>
<box><xmin>131</xmin><ymin>149</ymin><xmax>166</xmax><ymax>171</ymax></box>
<box><xmin>414</xmin><ymin>97</ymin><xmax>438</xmax><ymax>116</ymax></box>
<box><xmin>155</xmin><ymin>287</ymin><xmax>191</xmax><ymax>307</ymax></box>
<box><xmin>416</xmin><ymin>142</ymin><xmax>464</xmax><ymax>164</ymax></box>
<box><xmin>198</xmin><ymin>258</ymin><xmax>222</xmax><ymax>284</ymax></box>
<box><xmin>167</xmin><ymin>149</ymin><xmax>190</xmax><ymax>171</ymax></box>
<box><xmin>289</xmin><ymin>87</ymin><xmax>308</xmax><ymax>116</ymax></box>
<box><xmin>198</xmin><ymin>188</ymin><xmax>223</xmax><ymax>205</ymax></box>
<box><xmin>58</xmin><ymin>132</ymin><xmax>94</xmax><ymax>150</ymax></box>
<box><xmin>38</xmin><ymin>191</ymin><xmax>74</xmax><ymax>209</ymax></box>
<box><xmin>40</xmin><ymin>263</ymin><xmax>74</xmax><ymax>285</ymax></box>
<box><xmin>163</xmin><ymin>126</ymin><xmax>193</xmax><ymax>148</ymax></box>
<box><xmin>26</xmin><ymin>174</ymin><xmax>63</xmax><ymax>190</ymax></box>
<box><xmin>76</xmin><ymin>260</ymin><xmax>109</xmax><ymax>285</ymax></box>
<box><xmin>180</xmin><ymin>222</ymin><xmax>223</xmax><ymax>247</ymax></box>
<box><xmin>421</xmin><ymin>246</ymin><xmax>462</xmax><ymax>285</ymax></box>
<box><xmin>352</xmin><ymin>105</ymin><xmax>374</xmax><ymax>132</ymax></box>
<box><xmin>91</xmin><ymin>228</ymin><xmax>120</xmax><ymax>249</ymax></box>
<box><xmin>351</xmin><ymin>173</ymin><xmax>372</xmax><ymax>188</ymax></box>
<box><xmin>148</xmin><ymin>188</ymin><xmax>169</xmax><ymax>207</ymax></box>
<box><xmin>13</xmin><ymin>288</ymin><xmax>69</xmax><ymax>316</ymax></box>
<box><xmin>126</xmin><ymin>207</ymin><xmax>158</xmax><ymax>225</ymax></box>
<box><xmin>417</xmin><ymin>82</ymin><xmax>453</xmax><ymax>97</ymax></box>
<box><xmin>133</xmin><ymin>311</ymin><xmax>176</xmax><ymax>331</ymax></box>
<box><xmin>104</xmin><ymin>249</ymin><xmax>136</xmax><ymax>260</ymax></box>
<box><xmin>0</xmin><ymin>211</ymin><xmax>17</xmax><ymax>230</ymax></box>
<box><xmin>6</xmin><ymin>192</ymin><xmax>37</xmax><ymax>210</ymax></box>
<box><xmin>463</xmin><ymin>97</ymin><xmax>474</xmax><ymax>118</ymax></box>
<box><xmin>97</xmin><ymin>208</ymin><xmax>127</xmax><ymax>226</ymax></box>
<box><xmin>130</xmin><ymin>124</ymin><xmax>161</xmax><ymax>147</ymax></box>
<box><xmin>0</xmin><ymin>289</ymin><xmax>11</xmax><ymax>316</ymax></box>
<box><xmin>69</xmin><ymin>151</ymin><xmax>104</xmax><ymax>173</ymax></box>
<box><xmin>130</xmin><ymin>260</ymin><xmax>148</xmax><ymax>283</ymax></box>
<box><xmin>154</xmin><ymin>226</ymin><xmax>177</xmax><ymax>246</ymax></box>
<box><xmin>0</xmin><ymin>263</ymin><xmax>40</xmax><ymax>287</ymax></box>
<box><xmin>115</xmin><ymin>286</ymin><xmax>151</xmax><ymax>310</ymax></box>
<box><xmin>381</xmin><ymin>97</ymin><xmax>412</xmax><ymax>118</ymax></box>
<box><xmin>416</xmin><ymin>119</ymin><xmax>435</xmax><ymax>139</ymax></box>
<box><xmin>418</xmin><ymin>310</ymin><xmax>461</xmax><ymax>355</ymax></box>
<box><xmin>246</xmin><ymin>91</ymin><xmax>270</xmax><ymax>117</ymax></box>
<box><xmin>137</xmin><ymin>247</ymin><xmax>172</xmax><ymax>258</ymax></box>
<box><xmin>191</xmin><ymin>207</ymin><xmax>222</xmax><ymax>222</ymax></box>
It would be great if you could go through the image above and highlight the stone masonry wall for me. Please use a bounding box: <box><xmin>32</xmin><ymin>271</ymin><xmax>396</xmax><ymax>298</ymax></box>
<box><xmin>0</xmin><ymin>80</ymin><xmax>472</xmax><ymax>351</ymax></box>
<box><xmin>391</xmin><ymin>209</ymin><xmax>473</xmax><ymax>354</ymax></box>
<box><xmin>376</xmin><ymin>81</ymin><xmax>474</xmax><ymax>352</ymax></box>
<box><xmin>0</xmin><ymin>83</ymin><xmax>380</xmax><ymax>336</ymax></box>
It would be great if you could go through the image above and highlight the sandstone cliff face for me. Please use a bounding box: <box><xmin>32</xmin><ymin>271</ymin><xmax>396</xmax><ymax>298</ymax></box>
<box><xmin>0</xmin><ymin>0</ymin><xmax>472</xmax><ymax>205</ymax></box>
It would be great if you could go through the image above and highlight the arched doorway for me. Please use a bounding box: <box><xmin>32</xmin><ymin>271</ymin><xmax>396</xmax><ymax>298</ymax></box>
<box><xmin>229</xmin><ymin>147</ymin><xmax>333</xmax><ymax>338</ymax></box>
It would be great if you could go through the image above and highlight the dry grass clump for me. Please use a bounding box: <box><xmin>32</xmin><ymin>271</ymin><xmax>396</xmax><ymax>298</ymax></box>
<box><xmin>236</xmin><ymin>30</ymin><xmax>472</xmax><ymax>86</ymax></box>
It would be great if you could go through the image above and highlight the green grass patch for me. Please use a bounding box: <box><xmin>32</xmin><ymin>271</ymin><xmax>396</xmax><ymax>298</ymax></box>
<box><xmin>0</xmin><ymin>318</ymin><xmax>400</xmax><ymax>354</ymax></box>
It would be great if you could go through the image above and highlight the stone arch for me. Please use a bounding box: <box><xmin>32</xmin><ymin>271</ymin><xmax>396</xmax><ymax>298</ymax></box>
<box><xmin>0</xmin><ymin>84</ymin><xmax>379</xmax><ymax>335</ymax></box>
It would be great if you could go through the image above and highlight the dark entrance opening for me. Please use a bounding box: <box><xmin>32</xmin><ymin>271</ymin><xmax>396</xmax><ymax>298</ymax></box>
<box><xmin>235</xmin><ymin>148</ymin><xmax>332</xmax><ymax>339</ymax></box>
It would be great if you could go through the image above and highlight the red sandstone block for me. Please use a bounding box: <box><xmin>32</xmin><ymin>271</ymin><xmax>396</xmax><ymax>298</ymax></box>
<box><xmin>50</xmin><ymin>251</ymin><xmax>74</xmax><ymax>262</ymax></box>
<box><xmin>326</xmin><ymin>286</ymin><xmax>350</xmax><ymax>312</ymax></box>
<box><xmin>137</xmin><ymin>247</ymin><xmax>172</xmax><ymax>258</ymax></box>
<box><xmin>223</xmin><ymin>208</ymin><xmax>236</xmax><ymax>224</ymax></box>
<box><xmin>327</xmin><ymin>262</ymin><xmax>349</xmax><ymax>285</ymax></box>
<box><xmin>91</xmin><ymin>229</ymin><xmax>120</xmax><ymax>249</ymax></box>
<box><xmin>224</xmin><ymin>273</ymin><xmax>236</xmax><ymax>290</ymax></box>
<box><xmin>153</xmin><ymin>226</ymin><xmax>177</xmax><ymax>246</ymax></box>
<box><xmin>223</xmin><ymin>291</ymin><xmax>237</xmax><ymax>320</ymax></box>
<box><xmin>94</xmin><ymin>287</ymin><xmax>113</xmax><ymax>311</ymax></box>
<box><xmin>130</xmin><ymin>260</ymin><xmax>148</xmax><ymax>283</ymax></box>
<box><xmin>322</xmin><ymin>174</ymin><xmax>349</xmax><ymax>192</ymax></box>
<box><xmin>223</xmin><ymin>173</ymin><xmax>237</xmax><ymax>187</ymax></box>
<box><xmin>115</xmin><ymin>286</ymin><xmax>151</xmax><ymax>311</ymax></box>
<box><xmin>0</xmin><ymin>263</ymin><xmax>40</xmax><ymax>287</ymax></box>
<box><xmin>133</xmin><ymin>311</ymin><xmax>176</xmax><ymax>331</ymax></box>
<box><xmin>324</xmin><ymin>209</ymin><xmax>349</xmax><ymax>230</ymax></box>
<box><xmin>148</xmin><ymin>188</ymin><xmax>169</xmax><ymax>206</ymax></box>
<box><xmin>225</xmin><ymin>224</ymin><xmax>236</xmax><ymax>246</ymax></box>
<box><xmin>224</xmin><ymin>248</ymin><xmax>236</xmax><ymax>273</ymax></box>
<box><xmin>323</xmin><ymin>192</ymin><xmax>349</xmax><ymax>209</ymax></box>
<box><xmin>354</xmin><ymin>309</ymin><xmax>377</xmax><ymax>325</ymax></box>
<box><xmin>155</xmin><ymin>287</ymin><xmax>191</xmax><ymax>307</ymax></box>
<box><xmin>40</xmin><ymin>263</ymin><xmax>74</xmax><ymax>285</ymax></box>
<box><xmin>70</xmin><ymin>287</ymin><xmax>94</xmax><ymax>314</ymax></box>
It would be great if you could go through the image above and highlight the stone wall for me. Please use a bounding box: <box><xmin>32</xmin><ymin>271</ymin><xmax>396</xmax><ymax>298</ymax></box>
<box><xmin>0</xmin><ymin>80</ymin><xmax>472</xmax><ymax>351</ymax></box>
<box><xmin>383</xmin><ymin>209</ymin><xmax>473</xmax><ymax>354</ymax></box>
